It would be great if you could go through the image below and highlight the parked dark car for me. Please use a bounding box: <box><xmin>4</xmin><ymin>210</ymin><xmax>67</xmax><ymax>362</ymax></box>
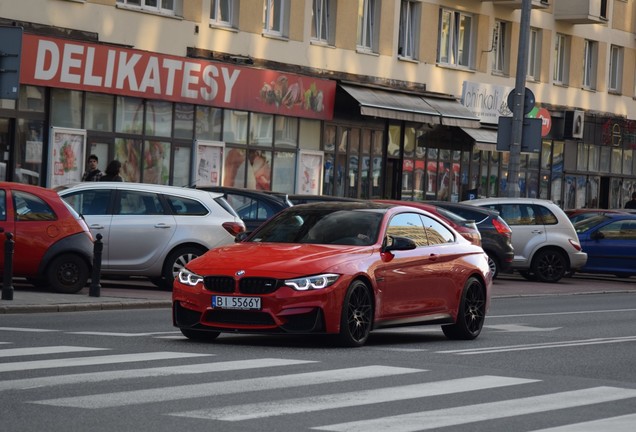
<box><xmin>574</xmin><ymin>213</ymin><xmax>636</xmax><ymax>278</ymax></box>
<box><xmin>198</xmin><ymin>186</ymin><xmax>292</xmax><ymax>232</ymax></box>
<box><xmin>285</xmin><ymin>194</ymin><xmax>363</xmax><ymax>205</ymax></box>
<box><xmin>565</xmin><ymin>208</ymin><xmax>633</xmax><ymax>224</ymax></box>
<box><xmin>430</xmin><ymin>201</ymin><xmax>514</xmax><ymax>278</ymax></box>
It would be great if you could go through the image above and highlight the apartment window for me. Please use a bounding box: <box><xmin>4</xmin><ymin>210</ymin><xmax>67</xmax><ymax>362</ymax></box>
<box><xmin>312</xmin><ymin>0</ymin><xmax>336</xmax><ymax>45</ymax></box>
<box><xmin>263</xmin><ymin>0</ymin><xmax>289</xmax><ymax>37</ymax></box>
<box><xmin>609</xmin><ymin>45</ymin><xmax>623</xmax><ymax>93</ymax></box>
<box><xmin>117</xmin><ymin>0</ymin><xmax>176</xmax><ymax>15</ymax></box>
<box><xmin>527</xmin><ymin>28</ymin><xmax>541</xmax><ymax>80</ymax></box>
<box><xmin>438</xmin><ymin>8</ymin><xmax>474</xmax><ymax>68</ymax></box>
<box><xmin>398</xmin><ymin>1</ymin><xmax>421</xmax><ymax>59</ymax></box>
<box><xmin>553</xmin><ymin>33</ymin><xmax>569</xmax><ymax>84</ymax></box>
<box><xmin>492</xmin><ymin>20</ymin><xmax>509</xmax><ymax>75</ymax></box>
<box><xmin>210</xmin><ymin>0</ymin><xmax>238</xmax><ymax>28</ymax></box>
<box><xmin>583</xmin><ymin>40</ymin><xmax>598</xmax><ymax>90</ymax></box>
<box><xmin>357</xmin><ymin>0</ymin><xmax>380</xmax><ymax>53</ymax></box>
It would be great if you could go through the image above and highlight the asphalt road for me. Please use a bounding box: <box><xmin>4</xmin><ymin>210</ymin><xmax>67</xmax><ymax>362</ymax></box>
<box><xmin>0</xmin><ymin>284</ymin><xmax>635</xmax><ymax>432</ymax></box>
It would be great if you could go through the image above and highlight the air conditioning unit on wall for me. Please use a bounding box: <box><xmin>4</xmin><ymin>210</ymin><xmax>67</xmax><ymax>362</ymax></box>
<box><xmin>564</xmin><ymin>110</ymin><xmax>584</xmax><ymax>139</ymax></box>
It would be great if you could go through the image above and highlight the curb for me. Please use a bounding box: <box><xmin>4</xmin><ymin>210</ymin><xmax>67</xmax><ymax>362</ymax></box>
<box><xmin>0</xmin><ymin>300</ymin><xmax>172</xmax><ymax>314</ymax></box>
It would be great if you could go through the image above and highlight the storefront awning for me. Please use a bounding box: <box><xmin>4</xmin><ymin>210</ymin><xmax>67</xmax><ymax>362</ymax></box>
<box><xmin>340</xmin><ymin>85</ymin><xmax>440</xmax><ymax>124</ymax></box>
<box><xmin>461</xmin><ymin>127</ymin><xmax>498</xmax><ymax>151</ymax></box>
<box><xmin>422</xmin><ymin>97</ymin><xmax>481</xmax><ymax>128</ymax></box>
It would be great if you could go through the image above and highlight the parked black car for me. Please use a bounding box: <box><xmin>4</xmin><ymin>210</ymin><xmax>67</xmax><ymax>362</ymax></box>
<box><xmin>431</xmin><ymin>201</ymin><xmax>514</xmax><ymax>278</ymax></box>
<box><xmin>197</xmin><ymin>186</ymin><xmax>292</xmax><ymax>232</ymax></box>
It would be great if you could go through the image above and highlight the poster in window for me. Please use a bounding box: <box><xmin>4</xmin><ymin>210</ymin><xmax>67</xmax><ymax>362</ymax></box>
<box><xmin>48</xmin><ymin>127</ymin><xmax>86</xmax><ymax>188</ymax></box>
<box><xmin>195</xmin><ymin>140</ymin><xmax>224</xmax><ymax>187</ymax></box>
<box><xmin>297</xmin><ymin>150</ymin><xmax>323</xmax><ymax>195</ymax></box>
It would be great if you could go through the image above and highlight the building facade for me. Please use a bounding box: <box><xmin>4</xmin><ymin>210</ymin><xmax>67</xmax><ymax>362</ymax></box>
<box><xmin>1</xmin><ymin>0</ymin><xmax>636</xmax><ymax>209</ymax></box>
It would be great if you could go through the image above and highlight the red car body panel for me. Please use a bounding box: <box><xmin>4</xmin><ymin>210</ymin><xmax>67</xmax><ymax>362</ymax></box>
<box><xmin>173</xmin><ymin>205</ymin><xmax>492</xmax><ymax>338</ymax></box>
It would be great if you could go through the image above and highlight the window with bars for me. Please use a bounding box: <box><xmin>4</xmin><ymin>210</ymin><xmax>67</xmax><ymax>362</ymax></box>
<box><xmin>437</xmin><ymin>8</ymin><xmax>473</xmax><ymax>68</ymax></box>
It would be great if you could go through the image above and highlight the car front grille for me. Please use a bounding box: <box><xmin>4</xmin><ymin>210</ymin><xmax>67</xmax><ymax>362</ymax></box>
<box><xmin>203</xmin><ymin>276</ymin><xmax>281</xmax><ymax>294</ymax></box>
<box><xmin>203</xmin><ymin>276</ymin><xmax>235</xmax><ymax>293</ymax></box>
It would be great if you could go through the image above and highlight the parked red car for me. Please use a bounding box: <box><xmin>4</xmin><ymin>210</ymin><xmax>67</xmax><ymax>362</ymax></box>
<box><xmin>173</xmin><ymin>201</ymin><xmax>492</xmax><ymax>347</ymax></box>
<box><xmin>0</xmin><ymin>182</ymin><xmax>94</xmax><ymax>293</ymax></box>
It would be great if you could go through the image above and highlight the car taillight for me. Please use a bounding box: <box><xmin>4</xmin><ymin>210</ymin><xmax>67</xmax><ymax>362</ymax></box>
<box><xmin>460</xmin><ymin>232</ymin><xmax>482</xmax><ymax>247</ymax></box>
<box><xmin>492</xmin><ymin>218</ymin><xmax>512</xmax><ymax>237</ymax></box>
<box><xmin>222</xmin><ymin>221</ymin><xmax>246</xmax><ymax>236</ymax></box>
<box><xmin>568</xmin><ymin>239</ymin><xmax>582</xmax><ymax>251</ymax></box>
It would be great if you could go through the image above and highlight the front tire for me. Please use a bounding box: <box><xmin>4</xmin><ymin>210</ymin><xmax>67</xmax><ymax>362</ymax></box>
<box><xmin>532</xmin><ymin>249</ymin><xmax>567</xmax><ymax>283</ymax></box>
<box><xmin>442</xmin><ymin>277</ymin><xmax>486</xmax><ymax>340</ymax></box>
<box><xmin>337</xmin><ymin>280</ymin><xmax>373</xmax><ymax>347</ymax></box>
<box><xmin>180</xmin><ymin>328</ymin><xmax>220</xmax><ymax>342</ymax></box>
<box><xmin>161</xmin><ymin>246</ymin><xmax>207</xmax><ymax>289</ymax></box>
<box><xmin>46</xmin><ymin>254</ymin><xmax>90</xmax><ymax>294</ymax></box>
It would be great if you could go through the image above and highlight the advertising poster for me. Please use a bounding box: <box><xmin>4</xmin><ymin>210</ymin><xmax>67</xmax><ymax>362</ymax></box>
<box><xmin>195</xmin><ymin>140</ymin><xmax>224</xmax><ymax>187</ymax></box>
<box><xmin>48</xmin><ymin>127</ymin><xmax>86</xmax><ymax>188</ymax></box>
<box><xmin>297</xmin><ymin>150</ymin><xmax>324</xmax><ymax>195</ymax></box>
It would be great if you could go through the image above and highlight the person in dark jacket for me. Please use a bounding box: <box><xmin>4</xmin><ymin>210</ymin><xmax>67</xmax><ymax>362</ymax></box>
<box><xmin>81</xmin><ymin>154</ymin><xmax>103</xmax><ymax>182</ymax></box>
<box><xmin>100</xmin><ymin>160</ymin><xmax>124</xmax><ymax>182</ymax></box>
<box><xmin>626</xmin><ymin>192</ymin><xmax>636</xmax><ymax>209</ymax></box>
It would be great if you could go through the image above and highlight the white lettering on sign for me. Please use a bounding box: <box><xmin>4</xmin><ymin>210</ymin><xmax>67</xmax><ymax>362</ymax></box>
<box><xmin>32</xmin><ymin>39</ymin><xmax>241</xmax><ymax>103</ymax></box>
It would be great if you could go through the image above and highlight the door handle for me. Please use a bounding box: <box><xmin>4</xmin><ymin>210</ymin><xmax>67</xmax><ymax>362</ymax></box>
<box><xmin>154</xmin><ymin>224</ymin><xmax>171</xmax><ymax>229</ymax></box>
<box><xmin>89</xmin><ymin>224</ymin><xmax>104</xmax><ymax>230</ymax></box>
<box><xmin>428</xmin><ymin>254</ymin><xmax>439</xmax><ymax>261</ymax></box>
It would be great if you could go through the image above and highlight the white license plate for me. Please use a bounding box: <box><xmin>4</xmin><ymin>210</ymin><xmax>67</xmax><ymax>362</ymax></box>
<box><xmin>212</xmin><ymin>295</ymin><xmax>261</xmax><ymax>310</ymax></box>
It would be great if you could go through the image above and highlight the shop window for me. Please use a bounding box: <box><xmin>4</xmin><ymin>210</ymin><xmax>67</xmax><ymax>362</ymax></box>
<box><xmin>174</xmin><ymin>103</ymin><xmax>194</xmax><ymax>139</ymax></box>
<box><xmin>388</xmin><ymin>124</ymin><xmax>401</xmax><ymax>157</ymax></box>
<box><xmin>145</xmin><ymin>100</ymin><xmax>172</xmax><ymax>138</ymax></box>
<box><xmin>115</xmin><ymin>138</ymin><xmax>142</xmax><ymax>182</ymax></box>
<box><xmin>588</xmin><ymin>145</ymin><xmax>600</xmax><ymax>172</ymax></box>
<box><xmin>312</xmin><ymin>0</ymin><xmax>336</xmax><ymax>45</ymax></box>
<box><xmin>553</xmin><ymin>33</ymin><xmax>569</xmax><ymax>85</ymax></box>
<box><xmin>50</xmin><ymin>89</ymin><xmax>83</xmax><ymax>129</ymax></box>
<box><xmin>398</xmin><ymin>1</ymin><xmax>420</xmax><ymax>60</ymax></box>
<box><xmin>210</xmin><ymin>0</ymin><xmax>238</xmax><ymax>29</ymax></box>
<box><xmin>85</xmin><ymin>92</ymin><xmax>114</xmax><ymax>132</ymax></box>
<box><xmin>223</xmin><ymin>109</ymin><xmax>248</xmax><ymax>144</ymax></box>
<box><xmin>272</xmin><ymin>151</ymin><xmax>295</xmax><ymax>193</ymax></box>
<box><xmin>116</xmin><ymin>96</ymin><xmax>144</xmax><ymax>134</ymax></box>
<box><xmin>488</xmin><ymin>151</ymin><xmax>499</xmax><ymax>197</ymax></box>
<box><xmin>142</xmin><ymin>140</ymin><xmax>170</xmax><ymax>184</ymax></box>
<box><xmin>263</xmin><ymin>0</ymin><xmax>290</xmax><ymax>38</ymax></box>
<box><xmin>357</xmin><ymin>0</ymin><xmax>380</xmax><ymax>53</ymax></box>
<box><xmin>250</xmin><ymin>113</ymin><xmax>273</xmax><ymax>146</ymax></box>
<box><xmin>323</xmin><ymin>124</ymin><xmax>336</xmax><ymax>152</ymax></box>
<box><xmin>299</xmin><ymin>119</ymin><xmax>320</xmax><ymax>150</ymax></box>
<box><xmin>623</xmin><ymin>149</ymin><xmax>633</xmax><ymax>175</ymax></box>
<box><xmin>173</xmin><ymin>145</ymin><xmax>191</xmax><ymax>187</ymax></box>
<box><xmin>611</xmin><ymin>147</ymin><xmax>622</xmax><ymax>174</ymax></box>
<box><xmin>274</xmin><ymin>116</ymin><xmax>298</xmax><ymax>148</ymax></box>
<box><xmin>438</xmin><ymin>8</ymin><xmax>473</xmax><ymax>68</ymax></box>
<box><xmin>224</xmin><ymin>147</ymin><xmax>247</xmax><ymax>187</ymax></box>
<box><xmin>576</xmin><ymin>142</ymin><xmax>589</xmax><ymax>170</ymax></box>
<box><xmin>195</xmin><ymin>106</ymin><xmax>222</xmax><ymax>141</ymax></box>
<box><xmin>247</xmin><ymin>150</ymin><xmax>272</xmax><ymax>190</ymax></box>
<box><xmin>600</xmin><ymin>146</ymin><xmax>610</xmax><ymax>172</ymax></box>
<box><xmin>15</xmin><ymin>119</ymin><xmax>43</xmax><ymax>185</ymax></box>
<box><xmin>19</xmin><ymin>86</ymin><xmax>45</xmax><ymax>113</ymax></box>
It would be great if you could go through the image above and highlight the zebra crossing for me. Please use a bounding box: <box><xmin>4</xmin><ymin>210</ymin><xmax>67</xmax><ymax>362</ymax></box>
<box><xmin>1</xmin><ymin>342</ymin><xmax>635</xmax><ymax>431</ymax></box>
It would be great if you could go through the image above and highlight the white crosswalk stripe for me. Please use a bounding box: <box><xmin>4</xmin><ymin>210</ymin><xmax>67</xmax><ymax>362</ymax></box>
<box><xmin>32</xmin><ymin>365</ymin><xmax>425</xmax><ymax>409</ymax></box>
<box><xmin>528</xmin><ymin>413</ymin><xmax>636</xmax><ymax>431</ymax></box>
<box><xmin>0</xmin><ymin>346</ymin><xmax>108</xmax><ymax>358</ymax></box>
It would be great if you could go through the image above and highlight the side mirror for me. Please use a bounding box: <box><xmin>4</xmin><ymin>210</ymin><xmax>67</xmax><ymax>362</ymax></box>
<box><xmin>590</xmin><ymin>230</ymin><xmax>605</xmax><ymax>240</ymax></box>
<box><xmin>235</xmin><ymin>232</ymin><xmax>250</xmax><ymax>243</ymax></box>
<box><xmin>382</xmin><ymin>235</ymin><xmax>417</xmax><ymax>253</ymax></box>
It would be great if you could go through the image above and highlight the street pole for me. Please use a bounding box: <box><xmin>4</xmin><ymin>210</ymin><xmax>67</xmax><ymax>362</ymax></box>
<box><xmin>507</xmin><ymin>0</ymin><xmax>532</xmax><ymax>197</ymax></box>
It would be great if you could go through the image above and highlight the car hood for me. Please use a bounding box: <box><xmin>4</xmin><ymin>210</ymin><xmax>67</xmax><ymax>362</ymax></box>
<box><xmin>187</xmin><ymin>242</ymin><xmax>374</xmax><ymax>277</ymax></box>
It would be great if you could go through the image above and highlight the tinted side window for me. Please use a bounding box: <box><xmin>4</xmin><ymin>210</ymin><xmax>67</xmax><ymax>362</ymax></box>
<box><xmin>165</xmin><ymin>195</ymin><xmax>208</xmax><ymax>216</ymax></box>
<box><xmin>118</xmin><ymin>191</ymin><xmax>164</xmax><ymax>215</ymax></box>
<box><xmin>0</xmin><ymin>190</ymin><xmax>5</xmax><ymax>221</ymax></box>
<box><xmin>534</xmin><ymin>205</ymin><xmax>558</xmax><ymax>225</ymax></box>
<box><xmin>13</xmin><ymin>191</ymin><xmax>56</xmax><ymax>221</ymax></box>
<box><xmin>498</xmin><ymin>204</ymin><xmax>539</xmax><ymax>226</ymax></box>
<box><xmin>387</xmin><ymin>213</ymin><xmax>427</xmax><ymax>247</ymax></box>
<box><xmin>62</xmin><ymin>189</ymin><xmax>112</xmax><ymax>215</ymax></box>
<box><xmin>421</xmin><ymin>215</ymin><xmax>455</xmax><ymax>244</ymax></box>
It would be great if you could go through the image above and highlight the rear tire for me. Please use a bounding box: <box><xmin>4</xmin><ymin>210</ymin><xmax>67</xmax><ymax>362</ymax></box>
<box><xmin>180</xmin><ymin>328</ymin><xmax>220</xmax><ymax>342</ymax></box>
<box><xmin>442</xmin><ymin>277</ymin><xmax>486</xmax><ymax>340</ymax></box>
<box><xmin>486</xmin><ymin>253</ymin><xmax>500</xmax><ymax>279</ymax></box>
<box><xmin>161</xmin><ymin>246</ymin><xmax>207</xmax><ymax>289</ymax></box>
<box><xmin>337</xmin><ymin>280</ymin><xmax>373</xmax><ymax>347</ymax></box>
<box><xmin>46</xmin><ymin>254</ymin><xmax>90</xmax><ymax>294</ymax></box>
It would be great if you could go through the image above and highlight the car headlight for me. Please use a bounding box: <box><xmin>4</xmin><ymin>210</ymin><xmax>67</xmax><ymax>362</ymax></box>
<box><xmin>284</xmin><ymin>274</ymin><xmax>340</xmax><ymax>291</ymax></box>
<box><xmin>177</xmin><ymin>268</ymin><xmax>204</xmax><ymax>286</ymax></box>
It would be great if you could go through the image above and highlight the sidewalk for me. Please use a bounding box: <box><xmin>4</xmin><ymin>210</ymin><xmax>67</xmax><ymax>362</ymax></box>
<box><xmin>1</xmin><ymin>273</ymin><xmax>635</xmax><ymax>314</ymax></box>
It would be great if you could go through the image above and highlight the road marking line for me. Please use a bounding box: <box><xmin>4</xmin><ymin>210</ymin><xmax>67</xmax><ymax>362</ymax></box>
<box><xmin>312</xmin><ymin>387</ymin><xmax>636</xmax><ymax>432</ymax></box>
<box><xmin>0</xmin><ymin>327</ymin><xmax>59</xmax><ymax>332</ymax></box>
<box><xmin>0</xmin><ymin>358</ymin><xmax>313</xmax><ymax>391</ymax></box>
<box><xmin>489</xmin><ymin>308</ymin><xmax>636</xmax><ymax>318</ymax></box>
<box><xmin>0</xmin><ymin>351</ymin><xmax>209</xmax><ymax>373</ymax></box>
<box><xmin>170</xmin><ymin>375</ymin><xmax>538</xmax><ymax>421</ymax></box>
<box><xmin>0</xmin><ymin>346</ymin><xmax>108</xmax><ymax>358</ymax></box>
<box><xmin>485</xmin><ymin>324</ymin><xmax>561</xmax><ymax>332</ymax></box>
<box><xmin>528</xmin><ymin>413</ymin><xmax>636</xmax><ymax>432</ymax></box>
<box><xmin>32</xmin><ymin>366</ymin><xmax>425</xmax><ymax>409</ymax></box>
<box><xmin>437</xmin><ymin>335</ymin><xmax>636</xmax><ymax>355</ymax></box>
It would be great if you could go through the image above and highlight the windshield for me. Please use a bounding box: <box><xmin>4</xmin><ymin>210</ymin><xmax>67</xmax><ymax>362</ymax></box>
<box><xmin>574</xmin><ymin>215</ymin><xmax>609</xmax><ymax>233</ymax></box>
<box><xmin>249</xmin><ymin>208</ymin><xmax>384</xmax><ymax>246</ymax></box>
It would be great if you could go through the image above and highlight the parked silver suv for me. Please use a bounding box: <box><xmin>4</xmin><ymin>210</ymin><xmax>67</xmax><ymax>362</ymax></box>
<box><xmin>463</xmin><ymin>198</ymin><xmax>587</xmax><ymax>283</ymax></box>
<box><xmin>59</xmin><ymin>183</ymin><xmax>245</xmax><ymax>288</ymax></box>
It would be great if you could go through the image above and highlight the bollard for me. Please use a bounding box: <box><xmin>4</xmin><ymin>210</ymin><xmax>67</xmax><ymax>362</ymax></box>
<box><xmin>2</xmin><ymin>232</ymin><xmax>14</xmax><ymax>301</ymax></box>
<box><xmin>89</xmin><ymin>233</ymin><xmax>103</xmax><ymax>297</ymax></box>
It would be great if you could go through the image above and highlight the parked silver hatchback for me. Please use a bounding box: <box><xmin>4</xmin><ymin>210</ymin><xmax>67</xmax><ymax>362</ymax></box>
<box><xmin>463</xmin><ymin>198</ymin><xmax>587</xmax><ymax>283</ymax></box>
<box><xmin>59</xmin><ymin>182</ymin><xmax>245</xmax><ymax>288</ymax></box>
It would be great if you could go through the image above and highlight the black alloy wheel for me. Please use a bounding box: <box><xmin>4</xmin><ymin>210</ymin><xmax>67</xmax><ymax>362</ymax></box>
<box><xmin>337</xmin><ymin>280</ymin><xmax>373</xmax><ymax>347</ymax></box>
<box><xmin>532</xmin><ymin>249</ymin><xmax>567</xmax><ymax>283</ymax></box>
<box><xmin>442</xmin><ymin>277</ymin><xmax>486</xmax><ymax>340</ymax></box>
